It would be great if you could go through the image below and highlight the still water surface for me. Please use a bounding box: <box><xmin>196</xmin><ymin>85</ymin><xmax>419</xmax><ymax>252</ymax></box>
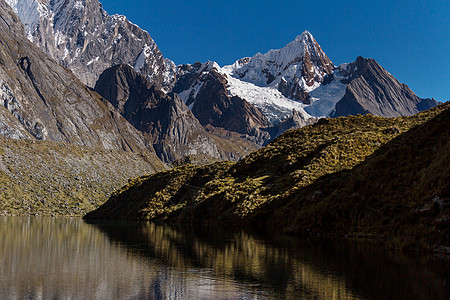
<box><xmin>0</xmin><ymin>217</ymin><xmax>448</xmax><ymax>299</ymax></box>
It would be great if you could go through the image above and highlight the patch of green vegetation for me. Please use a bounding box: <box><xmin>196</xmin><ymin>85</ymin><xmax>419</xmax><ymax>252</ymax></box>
<box><xmin>85</xmin><ymin>103</ymin><xmax>449</xmax><ymax>251</ymax></box>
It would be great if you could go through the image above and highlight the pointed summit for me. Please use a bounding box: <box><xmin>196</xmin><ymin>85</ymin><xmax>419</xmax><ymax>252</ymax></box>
<box><xmin>230</xmin><ymin>31</ymin><xmax>334</xmax><ymax>103</ymax></box>
<box><xmin>332</xmin><ymin>56</ymin><xmax>439</xmax><ymax>117</ymax></box>
<box><xmin>295</xmin><ymin>30</ymin><xmax>313</xmax><ymax>42</ymax></box>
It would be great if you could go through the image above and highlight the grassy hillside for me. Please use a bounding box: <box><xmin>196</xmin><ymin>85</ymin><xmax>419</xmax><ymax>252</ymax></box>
<box><xmin>85</xmin><ymin>103</ymin><xmax>449</xmax><ymax>250</ymax></box>
<box><xmin>0</xmin><ymin>138</ymin><xmax>165</xmax><ymax>217</ymax></box>
<box><xmin>259</xmin><ymin>104</ymin><xmax>449</xmax><ymax>250</ymax></box>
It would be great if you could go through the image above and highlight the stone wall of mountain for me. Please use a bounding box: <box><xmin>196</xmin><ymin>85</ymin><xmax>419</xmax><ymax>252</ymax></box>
<box><xmin>172</xmin><ymin>62</ymin><xmax>271</xmax><ymax>144</ymax></box>
<box><xmin>0</xmin><ymin>0</ymin><xmax>167</xmax><ymax>218</ymax></box>
<box><xmin>0</xmin><ymin>0</ymin><xmax>158</xmax><ymax>154</ymax></box>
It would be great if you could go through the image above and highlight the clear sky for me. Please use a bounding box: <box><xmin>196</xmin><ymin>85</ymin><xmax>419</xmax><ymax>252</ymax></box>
<box><xmin>100</xmin><ymin>0</ymin><xmax>449</xmax><ymax>101</ymax></box>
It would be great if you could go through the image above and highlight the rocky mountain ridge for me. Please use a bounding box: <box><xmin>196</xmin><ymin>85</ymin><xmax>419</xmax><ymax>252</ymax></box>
<box><xmin>168</xmin><ymin>34</ymin><xmax>438</xmax><ymax>142</ymax></box>
<box><xmin>331</xmin><ymin>56</ymin><xmax>438</xmax><ymax>117</ymax></box>
<box><xmin>4</xmin><ymin>0</ymin><xmax>173</xmax><ymax>88</ymax></box>
<box><xmin>0</xmin><ymin>0</ymin><xmax>167</xmax><ymax>218</ymax></box>
<box><xmin>94</xmin><ymin>64</ymin><xmax>259</xmax><ymax>162</ymax></box>
<box><xmin>172</xmin><ymin>62</ymin><xmax>272</xmax><ymax>143</ymax></box>
<box><xmin>172</xmin><ymin>39</ymin><xmax>438</xmax><ymax>124</ymax></box>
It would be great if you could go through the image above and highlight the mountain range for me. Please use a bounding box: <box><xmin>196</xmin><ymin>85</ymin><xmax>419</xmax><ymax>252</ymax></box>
<box><xmin>0</xmin><ymin>0</ymin><xmax>447</xmax><ymax>249</ymax></box>
<box><xmin>0</xmin><ymin>0</ymin><xmax>441</xmax><ymax>165</ymax></box>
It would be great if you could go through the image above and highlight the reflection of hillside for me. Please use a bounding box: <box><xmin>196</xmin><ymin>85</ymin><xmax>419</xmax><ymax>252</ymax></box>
<box><xmin>0</xmin><ymin>217</ymin><xmax>260</xmax><ymax>299</ymax></box>
<box><xmin>93</xmin><ymin>222</ymin><xmax>450</xmax><ymax>300</ymax></box>
<box><xmin>2</xmin><ymin>217</ymin><xmax>448</xmax><ymax>299</ymax></box>
<box><xmin>92</xmin><ymin>222</ymin><xmax>362</xmax><ymax>299</ymax></box>
<box><xmin>0</xmin><ymin>217</ymin><xmax>157</xmax><ymax>299</ymax></box>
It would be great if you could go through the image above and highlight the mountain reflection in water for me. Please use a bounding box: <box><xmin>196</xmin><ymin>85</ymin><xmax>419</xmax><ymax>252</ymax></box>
<box><xmin>0</xmin><ymin>217</ymin><xmax>448</xmax><ymax>299</ymax></box>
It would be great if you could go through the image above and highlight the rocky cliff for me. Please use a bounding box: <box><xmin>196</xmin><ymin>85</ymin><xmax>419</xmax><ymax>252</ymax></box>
<box><xmin>0</xmin><ymin>0</ymin><xmax>165</xmax><ymax>217</ymax></box>
<box><xmin>173</xmin><ymin>62</ymin><xmax>271</xmax><ymax>144</ymax></box>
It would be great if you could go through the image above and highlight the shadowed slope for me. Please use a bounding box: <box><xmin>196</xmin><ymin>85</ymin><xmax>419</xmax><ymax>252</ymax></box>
<box><xmin>85</xmin><ymin>103</ymin><xmax>448</xmax><ymax>249</ymax></box>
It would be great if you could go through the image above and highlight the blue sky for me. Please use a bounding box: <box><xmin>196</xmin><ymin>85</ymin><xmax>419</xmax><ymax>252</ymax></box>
<box><xmin>100</xmin><ymin>0</ymin><xmax>449</xmax><ymax>101</ymax></box>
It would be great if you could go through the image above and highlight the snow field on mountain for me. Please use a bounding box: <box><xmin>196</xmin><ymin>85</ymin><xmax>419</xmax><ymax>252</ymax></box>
<box><xmin>224</xmin><ymin>70</ymin><xmax>309</xmax><ymax>123</ymax></box>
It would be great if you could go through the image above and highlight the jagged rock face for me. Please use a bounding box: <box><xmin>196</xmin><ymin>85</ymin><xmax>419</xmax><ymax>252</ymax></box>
<box><xmin>6</xmin><ymin>0</ymin><xmax>437</xmax><ymax>148</ymax></box>
<box><xmin>267</xmin><ymin>110</ymin><xmax>318</xmax><ymax>141</ymax></box>
<box><xmin>0</xmin><ymin>0</ymin><xmax>157</xmax><ymax>153</ymax></box>
<box><xmin>5</xmin><ymin>0</ymin><xmax>173</xmax><ymax>88</ymax></box>
<box><xmin>94</xmin><ymin>64</ymin><xmax>154</xmax><ymax>121</ymax></box>
<box><xmin>230</xmin><ymin>31</ymin><xmax>334</xmax><ymax>103</ymax></box>
<box><xmin>170</xmin><ymin>33</ymin><xmax>326</xmax><ymax>137</ymax></box>
<box><xmin>173</xmin><ymin>62</ymin><xmax>273</xmax><ymax>144</ymax></box>
<box><xmin>332</xmin><ymin>57</ymin><xmax>439</xmax><ymax>117</ymax></box>
<box><xmin>94</xmin><ymin>64</ymin><xmax>238</xmax><ymax>162</ymax></box>
<box><xmin>0</xmin><ymin>105</ymin><xmax>33</xmax><ymax>140</ymax></box>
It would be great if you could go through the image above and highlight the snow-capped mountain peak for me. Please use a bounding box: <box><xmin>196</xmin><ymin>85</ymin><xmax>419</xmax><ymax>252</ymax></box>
<box><xmin>172</xmin><ymin>31</ymin><xmax>344</xmax><ymax>127</ymax></box>
<box><xmin>295</xmin><ymin>30</ymin><xmax>313</xmax><ymax>41</ymax></box>
<box><xmin>5</xmin><ymin>1</ymin><xmax>334</xmax><ymax>123</ymax></box>
<box><xmin>227</xmin><ymin>31</ymin><xmax>334</xmax><ymax>103</ymax></box>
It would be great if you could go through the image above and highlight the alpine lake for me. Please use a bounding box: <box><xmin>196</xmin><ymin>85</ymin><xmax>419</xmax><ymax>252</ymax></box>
<box><xmin>0</xmin><ymin>217</ymin><xmax>448</xmax><ymax>299</ymax></box>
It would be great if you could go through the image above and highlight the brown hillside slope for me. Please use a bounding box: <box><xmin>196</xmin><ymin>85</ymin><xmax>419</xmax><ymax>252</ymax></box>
<box><xmin>260</xmin><ymin>104</ymin><xmax>449</xmax><ymax>249</ymax></box>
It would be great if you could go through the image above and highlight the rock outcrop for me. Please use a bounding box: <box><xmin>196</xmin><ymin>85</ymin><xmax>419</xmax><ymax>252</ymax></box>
<box><xmin>268</xmin><ymin>110</ymin><xmax>318</xmax><ymax>141</ymax></box>
<box><xmin>173</xmin><ymin>62</ymin><xmax>270</xmax><ymax>143</ymax></box>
